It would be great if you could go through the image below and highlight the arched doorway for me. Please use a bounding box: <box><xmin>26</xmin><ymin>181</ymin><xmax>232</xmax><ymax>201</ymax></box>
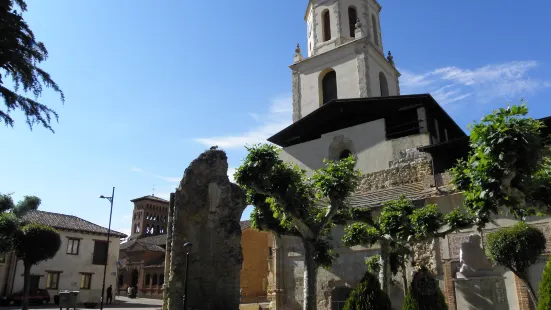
<box><xmin>131</xmin><ymin>269</ymin><xmax>139</xmax><ymax>287</ymax></box>
<box><xmin>321</xmin><ymin>70</ymin><xmax>337</xmax><ymax>105</ymax></box>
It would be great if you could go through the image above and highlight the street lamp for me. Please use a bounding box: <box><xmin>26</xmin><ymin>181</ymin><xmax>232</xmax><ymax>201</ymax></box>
<box><xmin>182</xmin><ymin>242</ymin><xmax>193</xmax><ymax>310</ymax></box>
<box><xmin>99</xmin><ymin>187</ymin><xmax>115</xmax><ymax>310</ymax></box>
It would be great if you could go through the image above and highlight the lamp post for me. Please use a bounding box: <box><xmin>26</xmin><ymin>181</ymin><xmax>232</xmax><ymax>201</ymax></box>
<box><xmin>182</xmin><ymin>242</ymin><xmax>192</xmax><ymax>310</ymax></box>
<box><xmin>99</xmin><ymin>187</ymin><xmax>115</xmax><ymax>310</ymax></box>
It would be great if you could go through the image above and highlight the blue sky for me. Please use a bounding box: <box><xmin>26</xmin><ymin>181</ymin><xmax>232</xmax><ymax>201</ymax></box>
<box><xmin>2</xmin><ymin>0</ymin><xmax>550</xmax><ymax>238</ymax></box>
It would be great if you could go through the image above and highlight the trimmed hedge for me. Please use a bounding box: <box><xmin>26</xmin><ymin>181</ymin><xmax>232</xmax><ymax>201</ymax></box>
<box><xmin>538</xmin><ymin>255</ymin><xmax>551</xmax><ymax>310</ymax></box>
<box><xmin>402</xmin><ymin>267</ymin><xmax>447</xmax><ymax>310</ymax></box>
<box><xmin>343</xmin><ymin>272</ymin><xmax>392</xmax><ymax>310</ymax></box>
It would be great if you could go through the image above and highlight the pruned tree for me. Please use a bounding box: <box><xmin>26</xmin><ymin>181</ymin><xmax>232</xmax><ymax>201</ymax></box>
<box><xmin>235</xmin><ymin>144</ymin><xmax>360</xmax><ymax>310</ymax></box>
<box><xmin>343</xmin><ymin>271</ymin><xmax>392</xmax><ymax>310</ymax></box>
<box><xmin>486</xmin><ymin>222</ymin><xmax>545</xmax><ymax>308</ymax></box>
<box><xmin>402</xmin><ymin>266</ymin><xmax>448</xmax><ymax>310</ymax></box>
<box><xmin>343</xmin><ymin>196</ymin><xmax>473</xmax><ymax>294</ymax></box>
<box><xmin>0</xmin><ymin>193</ymin><xmax>61</xmax><ymax>310</ymax></box>
<box><xmin>0</xmin><ymin>0</ymin><xmax>64</xmax><ymax>132</ymax></box>
<box><xmin>450</xmin><ymin>103</ymin><xmax>551</xmax><ymax>227</ymax></box>
<box><xmin>538</xmin><ymin>254</ymin><xmax>551</xmax><ymax>310</ymax></box>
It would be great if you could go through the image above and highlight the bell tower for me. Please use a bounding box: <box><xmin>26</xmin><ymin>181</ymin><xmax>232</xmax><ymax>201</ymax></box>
<box><xmin>291</xmin><ymin>0</ymin><xmax>400</xmax><ymax>122</ymax></box>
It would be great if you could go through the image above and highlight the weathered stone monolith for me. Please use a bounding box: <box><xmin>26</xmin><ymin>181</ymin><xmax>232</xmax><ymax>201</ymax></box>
<box><xmin>168</xmin><ymin>149</ymin><xmax>246</xmax><ymax>310</ymax></box>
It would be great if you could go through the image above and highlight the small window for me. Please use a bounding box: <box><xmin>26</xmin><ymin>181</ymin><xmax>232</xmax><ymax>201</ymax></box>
<box><xmin>379</xmin><ymin>72</ymin><xmax>389</xmax><ymax>97</ymax></box>
<box><xmin>339</xmin><ymin>149</ymin><xmax>352</xmax><ymax>160</ymax></box>
<box><xmin>46</xmin><ymin>272</ymin><xmax>60</xmax><ymax>289</ymax></box>
<box><xmin>321</xmin><ymin>70</ymin><xmax>337</xmax><ymax>105</ymax></box>
<box><xmin>322</xmin><ymin>10</ymin><xmax>331</xmax><ymax>41</ymax></box>
<box><xmin>152</xmin><ymin>274</ymin><xmax>158</xmax><ymax>286</ymax></box>
<box><xmin>145</xmin><ymin>274</ymin><xmax>151</xmax><ymax>286</ymax></box>
<box><xmin>134</xmin><ymin>223</ymin><xmax>140</xmax><ymax>233</ymax></box>
<box><xmin>159</xmin><ymin>274</ymin><xmax>164</xmax><ymax>285</ymax></box>
<box><xmin>67</xmin><ymin>238</ymin><xmax>80</xmax><ymax>255</ymax></box>
<box><xmin>92</xmin><ymin>241</ymin><xmax>108</xmax><ymax>265</ymax></box>
<box><xmin>348</xmin><ymin>7</ymin><xmax>358</xmax><ymax>37</ymax></box>
<box><xmin>80</xmin><ymin>273</ymin><xmax>92</xmax><ymax>290</ymax></box>
<box><xmin>268</xmin><ymin>247</ymin><xmax>273</xmax><ymax>258</ymax></box>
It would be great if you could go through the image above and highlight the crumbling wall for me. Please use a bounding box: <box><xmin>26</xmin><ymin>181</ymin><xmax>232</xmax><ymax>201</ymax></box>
<box><xmin>168</xmin><ymin>149</ymin><xmax>246</xmax><ymax>310</ymax></box>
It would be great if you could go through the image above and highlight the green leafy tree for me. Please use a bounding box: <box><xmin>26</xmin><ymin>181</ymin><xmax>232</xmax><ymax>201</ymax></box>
<box><xmin>450</xmin><ymin>103</ymin><xmax>551</xmax><ymax>228</ymax></box>
<box><xmin>235</xmin><ymin>144</ymin><xmax>360</xmax><ymax>310</ymax></box>
<box><xmin>402</xmin><ymin>266</ymin><xmax>447</xmax><ymax>310</ymax></box>
<box><xmin>538</xmin><ymin>255</ymin><xmax>551</xmax><ymax>310</ymax></box>
<box><xmin>0</xmin><ymin>194</ymin><xmax>61</xmax><ymax>310</ymax></box>
<box><xmin>16</xmin><ymin>224</ymin><xmax>61</xmax><ymax>310</ymax></box>
<box><xmin>343</xmin><ymin>196</ymin><xmax>473</xmax><ymax>294</ymax></box>
<box><xmin>343</xmin><ymin>271</ymin><xmax>392</xmax><ymax>310</ymax></box>
<box><xmin>486</xmin><ymin>222</ymin><xmax>545</xmax><ymax>308</ymax></box>
<box><xmin>0</xmin><ymin>0</ymin><xmax>64</xmax><ymax>132</ymax></box>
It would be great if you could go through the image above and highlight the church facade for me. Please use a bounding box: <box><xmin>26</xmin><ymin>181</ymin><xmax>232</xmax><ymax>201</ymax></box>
<box><xmin>265</xmin><ymin>1</ymin><xmax>551</xmax><ymax>309</ymax></box>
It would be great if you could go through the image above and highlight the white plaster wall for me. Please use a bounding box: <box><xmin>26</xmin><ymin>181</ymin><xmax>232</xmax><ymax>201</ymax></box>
<box><xmin>12</xmin><ymin>230</ymin><xmax>121</xmax><ymax>304</ymax></box>
<box><xmin>368</xmin><ymin>53</ymin><xmax>398</xmax><ymax>97</ymax></box>
<box><xmin>307</xmin><ymin>8</ymin><xmax>314</xmax><ymax>57</ymax></box>
<box><xmin>279</xmin><ymin>119</ymin><xmax>431</xmax><ymax>176</ymax></box>
<box><xmin>298</xmin><ymin>53</ymin><xmax>359</xmax><ymax>117</ymax></box>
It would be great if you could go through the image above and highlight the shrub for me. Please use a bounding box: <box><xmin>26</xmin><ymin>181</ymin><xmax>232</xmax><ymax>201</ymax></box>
<box><xmin>343</xmin><ymin>271</ymin><xmax>392</xmax><ymax>310</ymax></box>
<box><xmin>538</xmin><ymin>255</ymin><xmax>551</xmax><ymax>310</ymax></box>
<box><xmin>402</xmin><ymin>267</ymin><xmax>447</xmax><ymax>310</ymax></box>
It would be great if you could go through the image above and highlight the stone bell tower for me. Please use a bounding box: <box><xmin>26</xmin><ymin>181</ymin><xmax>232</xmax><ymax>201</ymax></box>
<box><xmin>291</xmin><ymin>0</ymin><xmax>401</xmax><ymax>122</ymax></box>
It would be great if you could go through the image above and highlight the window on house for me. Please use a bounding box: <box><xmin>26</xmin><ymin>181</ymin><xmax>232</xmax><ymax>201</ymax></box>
<box><xmin>322</xmin><ymin>10</ymin><xmax>331</xmax><ymax>41</ymax></box>
<box><xmin>321</xmin><ymin>70</ymin><xmax>337</xmax><ymax>105</ymax></box>
<box><xmin>92</xmin><ymin>241</ymin><xmax>108</xmax><ymax>265</ymax></box>
<box><xmin>80</xmin><ymin>273</ymin><xmax>92</xmax><ymax>290</ymax></box>
<box><xmin>46</xmin><ymin>272</ymin><xmax>60</xmax><ymax>289</ymax></box>
<box><xmin>152</xmin><ymin>274</ymin><xmax>158</xmax><ymax>286</ymax></box>
<box><xmin>145</xmin><ymin>274</ymin><xmax>151</xmax><ymax>286</ymax></box>
<box><xmin>159</xmin><ymin>274</ymin><xmax>164</xmax><ymax>285</ymax></box>
<box><xmin>67</xmin><ymin>238</ymin><xmax>80</xmax><ymax>255</ymax></box>
<box><xmin>379</xmin><ymin>72</ymin><xmax>389</xmax><ymax>97</ymax></box>
<box><xmin>372</xmin><ymin>15</ymin><xmax>379</xmax><ymax>46</ymax></box>
<box><xmin>348</xmin><ymin>7</ymin><xmax>357</xmax><ymax>37</ymax></box>
<box><xmin>434</xmin><ymin>119</ymin><xmax>441</xmax><ymax>142</ymax></box>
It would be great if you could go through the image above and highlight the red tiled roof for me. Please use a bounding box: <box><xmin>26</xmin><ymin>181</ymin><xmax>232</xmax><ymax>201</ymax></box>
<box><xmin>22</xmin><ymin>210</ymin><xmax>127</xmax><ymax>238</ymax></box>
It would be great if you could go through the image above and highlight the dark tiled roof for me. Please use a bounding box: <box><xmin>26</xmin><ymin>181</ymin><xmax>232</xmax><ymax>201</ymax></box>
<box><xmin>348</xmin><ymin>182</ymin><xmax>426</xmax><ymax>209</ymax></box>
<box><xmin>136</xmin><ymin>234</ymin><xmax>167</xmax><ymax>246</ymax></box>
<box><xmin>240</xmin><ymin>220</ymin><xmax>252</xmax><ymax>230</ymax></box>
<box><xmin>22</xmin><ymin>210</ymin><xmax>127</xmax><ymax>238</ymax></box>
<box><xmin>130</xmin><ymin>195</ymin><xmax>169</xmax><ymax>204</ymax></box>
<box><xmin>120</xmin><ymin>240</ymin><xmax>165</xmax><ymax>252</ymax></box>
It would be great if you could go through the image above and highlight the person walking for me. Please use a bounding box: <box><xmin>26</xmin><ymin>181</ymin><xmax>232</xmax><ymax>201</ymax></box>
<box><xmin>106</xmin><ymin>285</ymin><xmax>113</xmax><ymax>304</ymax></box>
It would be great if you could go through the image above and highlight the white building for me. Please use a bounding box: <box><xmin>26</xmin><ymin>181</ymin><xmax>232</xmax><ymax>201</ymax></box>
<box><xmin>1</xmin><ymin>210</ymin><xmax>126</xmax><ymax>304</ymax></box>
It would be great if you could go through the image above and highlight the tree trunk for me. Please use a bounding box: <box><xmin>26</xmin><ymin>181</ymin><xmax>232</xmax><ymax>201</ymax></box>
<box><xmin>401</xmin><ymin>263</ymin><xmax>408</xmax><ymax>297</ymax></box>
<box><xmin>302</xmin><ymin>240</ymin><xmax>318</xmax><ymax>310</ymax></box>
<box><xmin>379</xmin><ymin>240</ymin><xmax>390</xmax><ymax>293</ymax></box>
<box><xmin>22</xmin><ymin>262</ymin><xmax>31</xmax><ymax>310</ymax></box>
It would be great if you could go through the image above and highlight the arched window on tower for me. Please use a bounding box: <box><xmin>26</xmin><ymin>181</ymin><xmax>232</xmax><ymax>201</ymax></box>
<box><xmin>321</xmin><ymin>70</ymin><xmax>337</xmax><ymax>105</ymax></box>
<box><xmin>379</xmin><ymin>72</ymin><xmax>389</xmax><ymax>97</ymax></box>
<box><xmin>348</xmin><ymin>7</ymin><xmax>357</xmax><ymax>38</ymax></box>
<box><xmin>372</xmin><ymin>15</ymin><xmax>379</xmax><ymax>47</ymax></box>
<box><xmin>134</xmin><ymin>223</ymin><xmax>140</xmax><ymax>233</ymax></box>
<box><xmin>322</xmin><ymin>10</ymin><xmax>331</xmax><ymax>42</ymax></box>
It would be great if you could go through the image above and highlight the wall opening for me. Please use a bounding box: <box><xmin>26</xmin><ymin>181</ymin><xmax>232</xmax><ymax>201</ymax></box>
<box><xmin>372</xmin><ymin>15</ymin><xmax>379</xmax><ymax>46</ymax></box>
<box><xmin>339</xmin><ymin>149</ymin><xmax>352</xmax><ymax>160</ymax></box>
<box><xmin>348</xmin><ymin>7</ymin><xmax>358</xmax><ymax>37</ymax></box>
<box><xmin>331</xmin><ymin>286</ymin><xmax>353</xmax><ymax>310</ymax></box>
<box><xmin>322</xmin><ymin>10</ymin><xmax>331</xmax><ymax>41</ymax></box>
<box><xmin>321</xmin><ymin>70</ymin><xmax>337</xmax><ymax>105</ymax></box>
<box><xmin>379</xmin><ymin>72</ymin><xmax>389</xmax><ymax>97</ymax></box>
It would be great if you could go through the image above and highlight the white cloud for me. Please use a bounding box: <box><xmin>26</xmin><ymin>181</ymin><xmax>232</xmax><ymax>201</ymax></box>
<box><xmin>130</xmin><ymin>167</ymin><xmax>143</xmax><ymax>173</ymax></box>
<box><xmin>194</xmin><ymin>95</ymin><xmax>293</xmax><ymax>149</ymax></box>
<box><xmin>400</xmin><ymin>61</ymin><xmax>550</xmax><ymax>105</ymax></box>
<box><xmin>227</xmin><ymin>167</ymin><xmax>236</xmax><ymax>183</ymax></box>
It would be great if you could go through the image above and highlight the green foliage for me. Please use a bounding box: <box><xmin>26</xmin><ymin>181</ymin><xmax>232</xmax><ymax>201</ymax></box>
<box><xmin>365</xmin><ymin>254</ymin><xmax>381</xmax><ymax>274</ymax></box>
<box><xmin>312</xmin><ymin>156</ymin><xmax>361</xmax><ymax>201</ymax></box>
<box><xmin>0</xmin><ymin>213</ymin><xmax>20</xmax><ymax>252</ymax></box>
<box><xmin>486</xmin><ymin>222</ymin><xmax>546</xmax><ymax>275</ymax></box>
<box><xmin>15</xmin><ymin>224</ymin><xmax>61</xmax><ymax>266</ymax></box>
<box><xmin>343</xmin><ymin>271</ymin><xmax>392</xmax><ymax>310</ymax></box>
<box><xmin>0</xmin><ymin>0</ymin><xmax>65</xmax><ymax>132</ymax></box>
<box><xmin>450</xmin><ymin>103</ymin><xmax>551</xmax><ymax>226</ymax></box>
<box><xmin>538</xmin><ymin>255</ymin><xmax>551</xmax><ymax>310</ymax></box>
<box><xmin>403</xmin><ymin>267</ymin><xmax>448</xmax><ymax>310</ymax></box>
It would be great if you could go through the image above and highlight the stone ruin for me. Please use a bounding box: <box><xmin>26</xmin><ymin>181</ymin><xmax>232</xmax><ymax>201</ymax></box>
<box><xmin>167</xmin><ymin>148</ymin><xmax>247</xmax><ymax>310</ymax></box>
